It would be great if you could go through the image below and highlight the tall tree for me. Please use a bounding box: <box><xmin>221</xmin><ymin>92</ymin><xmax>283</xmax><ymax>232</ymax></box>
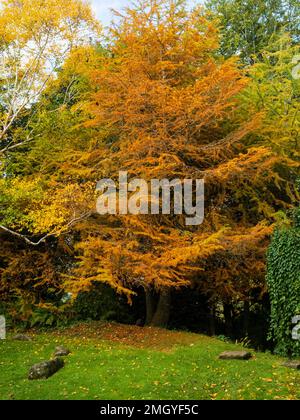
<box><xmin>1</xmin><ymin>0</ymin><xmax>298</xmax><ymax>328</ymax></box>
<box><xmin>205</xmin><ymin>0</ymin><xmax>300</xmax><ymax>63</ymax></box>
<box><xmin>0</xmin><ymin>45</ymin><xmax>101</xmax><ymax>321</ymax></box>
<box><xmin>238</xmin><ymin>34</ymin><xmax>300</xmax><ymax>159</ymax></box>
<box><xmin>0</xmin><ymin>0</ymin><xmax>100</xmax><ymax>154</ymax></box>
<box><xmin>68</xmin><ymin>0</ymin><xmax>296</xmax><ymax>326</ymax></box>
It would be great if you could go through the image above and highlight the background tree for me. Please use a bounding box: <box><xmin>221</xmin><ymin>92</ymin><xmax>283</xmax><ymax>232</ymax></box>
<box><xmin>206</xmin><ymin>0</ymin><xmax>300</xmax><ymax>63</ymax></box>
<box><xmin>0</xmin><ymin>0</ymin><xmax>100</xmax><ymax>154</ymax></box>
<box><xmin>238</xmin><ymin>34</ymin><xmax>300</xmax><ymax>159</ymax></box>
<box><xmin>0</xmin><ymin>0</ymin><xmax>100</xmax><ymax>323</ymax></box>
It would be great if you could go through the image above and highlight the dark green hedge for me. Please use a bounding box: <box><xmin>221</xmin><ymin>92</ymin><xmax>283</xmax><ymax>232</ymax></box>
<box><xmin>267</xmin><ymin>218</ymin><xmax>300</xmax><ymax>357</ymax></box>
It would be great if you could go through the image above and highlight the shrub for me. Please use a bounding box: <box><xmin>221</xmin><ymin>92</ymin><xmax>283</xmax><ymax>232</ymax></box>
<box><xmin>267</xmin><ymin>214</ymin><xmax>300</xmax><ymax>357</ymax></box>
<box><xmin>73</xmin><ymin>283</ymin><xmax>136</xmax><ymax>324</ymax></box>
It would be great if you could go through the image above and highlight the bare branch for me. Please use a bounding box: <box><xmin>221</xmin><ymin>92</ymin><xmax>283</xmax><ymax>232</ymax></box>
<box><xmin>0</xmin><ymin>225</ymin><xmax>53</xmax><ymax>246</ymax></box>
<box><xmin>0</xmin><ymin>212</ymin><xmax>92</xmax><ymax>246</ymax></box>
<box><xmin>0</xmin><ymin>135</ymin><xmax>35</xmax><ymax>154</ymax></box>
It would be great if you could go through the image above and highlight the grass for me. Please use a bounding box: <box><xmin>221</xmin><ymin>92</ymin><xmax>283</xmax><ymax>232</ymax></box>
<box><xmin>0</xmin><ymin>322</ymin><xmax>299</xmax><ymax>400</ymax></box>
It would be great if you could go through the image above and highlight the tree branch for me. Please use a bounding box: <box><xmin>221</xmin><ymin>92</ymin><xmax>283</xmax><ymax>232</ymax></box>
<box><xmin>0</xmin><ymin>225</ymin><xmax>53</xmax><ymax>246</ymax></box>
<box><xmin>0</xmin><ymin>212</ymin><xmax>92</xmax><ymax>246</ymax></box>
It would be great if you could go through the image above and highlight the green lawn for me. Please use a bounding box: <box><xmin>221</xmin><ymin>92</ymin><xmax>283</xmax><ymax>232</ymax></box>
<box><xmin>0</xmin><ymin>322</ymin><xmax>299</xmax><ymax>400</ymax></box>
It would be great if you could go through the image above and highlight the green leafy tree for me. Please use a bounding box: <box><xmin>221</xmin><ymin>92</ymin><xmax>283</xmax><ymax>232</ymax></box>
<box><xmin>238</xmin><ymin>34</ymin><xmax>300</xmax><ymax>160</ymax></box>
<box><xmin>0</xmin><ymin>0</ymin><xmax>100</xmax><ymax>154</ymax></box>
<box><xmin>205</xmin><ymin>0</ymin><xmax>300</xmax><ymax>62</ymax></box>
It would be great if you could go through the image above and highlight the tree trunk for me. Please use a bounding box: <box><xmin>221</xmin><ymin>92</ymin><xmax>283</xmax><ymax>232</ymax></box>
<box><xmin>243</xmin><ymin>301</ymin><xmax>250</xmax><ymax>337</ymax></box>
<box><xmin>145</xmin><ymin>289</ymin><xmax>157</xmax><ymax>326</ymax></box>
<box><xmin>208</xmin><ymin>306</ymin><xmax>216</xmax><ymax>336</ymax></box>
<box><xmin>150</xmin><ymin>289</ymin><xmax>171</xmax><ymax>328</ymax></box>
<box><xmin>224</xmin><ymin>303</ymin><xmax>233</xmax><ymax>337</ymax></box>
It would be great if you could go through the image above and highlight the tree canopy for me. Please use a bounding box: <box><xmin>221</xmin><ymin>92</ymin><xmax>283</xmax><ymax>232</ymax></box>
<box><xmin>0</xmin><ymin>0</ymin><xmax>299</xmax><ymax>336</ymax></box>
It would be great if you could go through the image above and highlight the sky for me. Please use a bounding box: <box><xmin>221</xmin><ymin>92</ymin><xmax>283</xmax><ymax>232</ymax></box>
<box><xmin>90</xmin><ymin>0</ymin><xmax>201</xmax><ymax>26</ymax></box>
<box><xmin>90</xmin><ymin>0</ymin><xmax>129</xmax><ymax>25</ymax></box>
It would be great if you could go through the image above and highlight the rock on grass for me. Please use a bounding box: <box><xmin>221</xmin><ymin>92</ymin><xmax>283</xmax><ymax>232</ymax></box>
<box><xmin>282</xmin><ymin>360</ymin><xmax>300</xmax><ymax>370</ymax></box>
<box><xmin>53</xmin><ymin>346</ymin><xmax>71</xmax><ymax>357</ymax></box>
<box><xmin>28</xmin><ymin>358</ymin><xmax>64</xmax><ymax>380</ymax></box>
<box><xmin>219</xmin><ymin>351</ymin><xmax>252</xmax><ymax>360</ymax></box>
<box><xmin>12</xmin><ymin>334</ymin><xmax>32</xmax><ymax>342</ymax></box>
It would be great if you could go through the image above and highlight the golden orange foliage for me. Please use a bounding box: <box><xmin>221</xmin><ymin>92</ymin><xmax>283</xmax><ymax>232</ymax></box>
<box><xmin>66</xmin><ymin>1</ymin><xmax>298</xmax><ymax>319</ymax></box>
<box><xmin>1</xmin><ymin>1</ymin><xmax>298</xmax><ymax>326</ymax></box>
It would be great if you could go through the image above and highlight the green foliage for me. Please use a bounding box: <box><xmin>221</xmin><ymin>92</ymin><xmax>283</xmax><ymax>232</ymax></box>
<box><xmin>206</xmin><ymin>0</ymin><xmax>300</xmax><ymax>63</ymax></box>
<box><xmin>293</xmin><ymin>204</ymin><xmax>300</xmax><ymax>228</ymax></box>
<box><xmin>0</xmin><ymin>178</ymin><xmax>45</xmax><ymax>230</ymax></box>
<box><xmin>73</xmin><ymin>284</ymin><xmax>135</xmax><ymax>324</ymax></box>
<box><xmin>29</xmin><ymin>307</ymin><xmax>72</xmax><ymax>329</ymax></box>
<box><xmin>267</xmin><ymin>217</ymin><xmax>300</xmax><ymax>357</ymax></box>
<box><xmin>238</xmin><ymin>34</ymin><xmax>300</xmax><ymax>160</ymax></box>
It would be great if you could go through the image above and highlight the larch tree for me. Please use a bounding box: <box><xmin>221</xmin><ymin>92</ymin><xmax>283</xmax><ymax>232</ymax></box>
<box><xmin>65</xmin><ymin>0</ymin><xmax>297</xmax><ymax>327</ymax></box>
<box><xmin>1</xmin><ymin>0</ymin><xmax>298</xmax><ymax>329</ymax></box>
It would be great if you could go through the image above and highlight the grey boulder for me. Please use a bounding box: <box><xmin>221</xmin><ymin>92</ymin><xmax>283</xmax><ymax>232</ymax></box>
<box><xmin>28</xmin><ymin>358</ymin><xmax>64</xmax><ymax>380</ymax></box>
<box><xmin>12</xmin><ymin>334</ymin><xmax>32</xmax><ymax>341</ymax></box>
<box><xmin>53</xmin><ymin>345</ymin><xmax>71</xmax><ymax>357</ymax></box>
<box><xmin>219</xmin><ymin>351</ymin><xmax>252</xmax><ymax>360</ymax></box>
<box><xmin>282</xmin><ymin>360</ymin><xmax>300</xmax><ymax>370</ymax></box>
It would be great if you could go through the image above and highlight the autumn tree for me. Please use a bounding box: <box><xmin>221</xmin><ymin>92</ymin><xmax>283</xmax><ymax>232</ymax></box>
<box><xmin>0</xmin><ymin>0</ymin><xmax>100</xmax><ymax>154</ymax></box>
<box><xmin>0</xmin><ymin>45</ymin><xmax>103</xmax><ymax>322</ymax></box>
<box><xmin>0</xmin><ymin>0</ymin><xmax>100</xmax><ymax>321</ymax></box>
<box><xmin>0</xmin><ymin>0</ymin><xmax>101</xmax><ymax>240</ymax></box>
<box><xmin>1</xmin><ymin>0</ymin><xmax>298</xmax><ymax>330</ymax></box>
<box><xmin>65</xmin><ymin>0</ymin><xmax>297</xmax><ymax>327</ymax></box>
